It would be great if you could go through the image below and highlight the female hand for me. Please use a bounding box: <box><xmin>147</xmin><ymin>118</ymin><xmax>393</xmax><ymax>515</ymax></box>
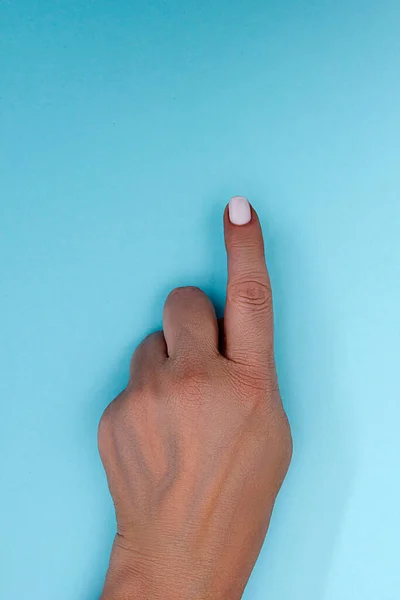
<box><xmin>98</xmin><ymin>197</ymin><xmax>292</xmax><ymax>600</ymax></box>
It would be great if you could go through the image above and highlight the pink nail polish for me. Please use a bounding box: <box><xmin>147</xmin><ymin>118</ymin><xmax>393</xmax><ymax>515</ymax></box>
<box><xmin>228</xmin><ymin>196</ymin><xmax>251</xmax><ymax>226</ymax></box>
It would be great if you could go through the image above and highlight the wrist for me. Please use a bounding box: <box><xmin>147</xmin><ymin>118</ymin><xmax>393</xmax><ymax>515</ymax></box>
<box><xmin>100</xmin><ymin>537</ymin><xmax>244</xmax><ymax>600</ymax></box>
<box><xmin>100</xmin><ymin>543</ymin><xmax>197</xmax><ymax>600</ymax></box>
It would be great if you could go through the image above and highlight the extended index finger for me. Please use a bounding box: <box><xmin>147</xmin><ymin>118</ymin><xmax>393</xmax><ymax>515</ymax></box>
<box><xmin>223</xmin><ymin>197</ymin><xmax>274</xmax><ymax>371</ymax></box>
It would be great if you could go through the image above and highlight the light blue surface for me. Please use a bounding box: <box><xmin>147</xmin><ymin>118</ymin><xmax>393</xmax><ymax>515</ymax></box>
<box><xmin>1</xmin><ymin>1</ymin><xmax>400</xmax><ymax>599</ymax></box>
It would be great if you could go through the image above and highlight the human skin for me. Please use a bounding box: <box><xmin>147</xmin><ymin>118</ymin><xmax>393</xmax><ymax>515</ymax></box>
<box><xmin>98</xmin><ymin>197</ymin><xmax>292</xmax><ymax>600</ymax></box>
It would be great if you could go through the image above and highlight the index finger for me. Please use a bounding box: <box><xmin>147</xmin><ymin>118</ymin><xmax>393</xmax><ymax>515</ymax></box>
<box><xmin>223</xmin><ymin>196</ymin><xmax>274</xmax><ymax>371</ymax></box>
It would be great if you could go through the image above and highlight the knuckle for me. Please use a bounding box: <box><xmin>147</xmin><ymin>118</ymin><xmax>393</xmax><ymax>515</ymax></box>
<box><xmin>239</xmin><ymin>374</ymin><xmax>269</xmax><ymax>397</ymax></box>
<box><xmin>130</xmin><ymin>331</ymin><xmax>162</xmax><ymax>367</ymax></box>
<box><xmin>97</xmin><ymin>404</ymin><xmax>114</xmax><ymax>454</ymax></box>
<box><xmin>257</xmin><ymin>399</ymin><xmax>292</xmax><ymax>456</ymax></box>
<box><xmin>228</xmin><ymin>279</ymin><xmax>272</xmax><ymax>311</ymax></box>
<box><xmin>172</xmin><ymin>362</ymin><xmax>213</xmax><ymax>402</ymax></box>
<box><xmin>166</xmin><ymin>286</ymin><xmax>205</xmax><ymax>305</ymax></box>
<box><xmin>141</xmin><ymin>331</ymin><xmax>162</xmax><ymax>348</ymax></box>
<box><xmin>227</xmin><ymin>367</ymin><xmax>292</xmax><ymax>466</ymax></box>
<box><xmin>181</xmin><ymin>368</ymin><xmax>209</xmax><ymax>390</ymax></box>
<box><xmin>272</xmin><ymin>412</ymin><xmax>293</xmax><ymax>467</ymax></box>
<box><xmin>228</xmin><ymin>363</ymin><xmax>275</xmax><ymax>397</ymax></box>
<box><xmin>97</xmin><ymin>388</ymin><xmax>138</xmax><ymax>450</ymax></box>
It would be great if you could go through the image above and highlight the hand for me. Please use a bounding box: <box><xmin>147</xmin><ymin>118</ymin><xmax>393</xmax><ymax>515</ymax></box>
<box><xmin>98</xmin><ymin>197</ymin><xmax>292</xmax><ymax>600</ymax></box>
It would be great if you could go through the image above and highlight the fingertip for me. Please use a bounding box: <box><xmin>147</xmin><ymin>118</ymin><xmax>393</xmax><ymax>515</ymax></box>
<box><xmin>223</xmin><ymin>196</ymin><xmax>269</xmax><ymax>295</ymax></box>
<box><xmin>224</xmin><ymin>199</ymin><xmax>263</xmax><ymax>253</ymax></box>
<box><xmin>224</xmin><ymin>198</ymin><xmax>261</xmax><ymax>230</ymax></box>
<box><xmin>228</xmin><ymin>196</ymin><xmax>251</xmax><ymax>225</ymax></box>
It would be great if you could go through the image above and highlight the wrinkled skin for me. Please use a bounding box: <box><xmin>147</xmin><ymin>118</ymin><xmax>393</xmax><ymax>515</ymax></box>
<box><xmin>98</xmin><ymin>205</ymin><xmax>292</xmax><ymax>600</ymax></box>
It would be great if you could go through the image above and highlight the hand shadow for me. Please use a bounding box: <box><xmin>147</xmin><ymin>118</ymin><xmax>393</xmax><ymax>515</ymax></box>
<box><xmin>84</xmin><ymin>204</ymin><xmax>355</xmax><ymax>600</ymax></box>
<box><xmin>242</xmin><ymin>221</ymin><xmax>356</xmax><ymax>600</ymax></box>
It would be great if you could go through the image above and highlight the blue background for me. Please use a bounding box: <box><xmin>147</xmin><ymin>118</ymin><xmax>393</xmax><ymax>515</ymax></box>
<box><xmin>1</xmin><ymin>1</ymin><xmax>400</xmax><ymax>598</ymax></box>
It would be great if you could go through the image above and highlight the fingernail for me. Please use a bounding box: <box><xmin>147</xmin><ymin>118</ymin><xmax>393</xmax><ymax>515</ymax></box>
<box><xmin>228</xmin><ymin>196</ymin><xmax>251</xmax><ymax>225</ymax></box>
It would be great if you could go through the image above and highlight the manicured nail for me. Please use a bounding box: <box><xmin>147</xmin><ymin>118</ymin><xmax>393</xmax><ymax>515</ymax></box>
<box><xmin>228</xmin><ymin>196</ymin><xmax>251</xmax><ymax>225</ymax></box>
